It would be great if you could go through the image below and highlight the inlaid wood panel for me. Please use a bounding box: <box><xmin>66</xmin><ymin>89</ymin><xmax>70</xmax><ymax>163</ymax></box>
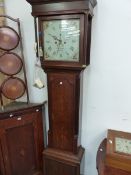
<box><xmin>6</xmin><ymin>124</ymin><xmax>36</xmax><ymax>175</ymax></box>
<box><xmin>0</xmin><ymin>103</ymin><xmax>45</xmax><ymax>175</ymax></box>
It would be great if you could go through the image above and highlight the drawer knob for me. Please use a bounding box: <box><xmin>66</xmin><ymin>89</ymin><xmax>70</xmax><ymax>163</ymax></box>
<box><xmin>36</xmin><ymin>109</ymin><xmax>39</xmax><ymax>112</ymax></box>
<box><xmin>100</xmin><ymin>148</ymin><xmax>103</xmax><ymax>152</ymax></box>
<box><xmin>109</xmin><ymin>139</ymin><xmax>113</xmax><ymax>144</ymax></box>
<box><xmin>9</xmin><ymin>114</ymin><xmax>13</xmax><ymax>118</ymax></box>
<box><xmin>59</xmin><ymin>82</ymin><xmax>63</xmax><ymax>85</ymax></box>
<box><xmin>17</xmin><ymin>117</ymin><xmax>22</xmax><ymax>121</ymax></box>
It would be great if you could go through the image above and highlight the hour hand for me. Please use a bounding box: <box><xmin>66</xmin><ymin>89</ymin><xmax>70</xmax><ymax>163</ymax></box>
<box><xmin>48</xmin><ymin>34</ymin><xmax>61</xmax><ymax>42</ymax></box>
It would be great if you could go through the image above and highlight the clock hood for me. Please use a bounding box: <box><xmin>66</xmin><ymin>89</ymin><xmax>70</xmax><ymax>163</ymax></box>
<box><xmin>25</xmin><ymin>0</ymin><xmax>97</xmax><ymax>8</ymax></box>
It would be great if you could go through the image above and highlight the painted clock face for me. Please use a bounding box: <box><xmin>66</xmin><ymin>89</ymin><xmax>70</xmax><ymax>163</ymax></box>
<box><xmin>115</xmin><ymin>137</ymin><xmax>131</xmax><ymax>155</ymax></box>
<box><xmin>43</xmin><ymin>19</ymin><xmax>80</xmax><ymax>62</ymax></box>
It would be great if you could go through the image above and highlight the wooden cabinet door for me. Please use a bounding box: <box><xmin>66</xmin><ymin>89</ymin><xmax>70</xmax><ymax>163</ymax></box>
<box><xmin>47</xmin><ymin>71</ymin><xmax>80</xmax><ymax>153</ymax></box>
<box><xmin>0</xmin><ymin>111</ymin><xmax>44</xmax><ymax>175</ymax></box>
<box><xmin>0</xmin><ymin>135</ymin><xmax>5</xmax><ymax>175</ymax></box>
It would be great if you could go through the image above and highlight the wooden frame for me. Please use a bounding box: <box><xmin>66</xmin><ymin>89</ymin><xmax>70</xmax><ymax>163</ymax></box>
<box><xmin>38</xmin><ymin>14</ymin><xmax>87</xmax><ymax>70</ymax></box>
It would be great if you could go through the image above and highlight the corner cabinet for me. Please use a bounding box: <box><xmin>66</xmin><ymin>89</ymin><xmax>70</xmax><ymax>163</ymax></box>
<box><xmin>0</xmin><ymin>102</ymin><xmax>46</xmax><ymax>175</ymax></box>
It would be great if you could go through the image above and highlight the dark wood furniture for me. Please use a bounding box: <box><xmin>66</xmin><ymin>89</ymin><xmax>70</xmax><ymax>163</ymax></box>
<box><xmin>24</xmin><ymin>0</ymin><xmax>97</xmax><ymax>175</ymax></box>
<box><xmin>43</xmin><ymin>69</ymin><xmax>85</xmax><ymax>175</ymax></box>
<box><xmin>106</xmin><ymin>129</ymin><xmax>131</xmax><ymax>172</ymax></box>
<box><xmin>43</xmin><ymin>146</ymin><xmax>84</xmax><ymax>175</ymax></box>
<box><xmin>96</xmin><ymin>136</ymin><xmax>131</xmax><ymax>175</ymax></box>
<box><xmin>0</xmin><ymin>102</ymin><xmax>45</xmax><ymax>175</ymax></box>
<box><xmin>47</xmin><ymin>71</ymin><xmax>80</xmax><ymax>153</ymax></box>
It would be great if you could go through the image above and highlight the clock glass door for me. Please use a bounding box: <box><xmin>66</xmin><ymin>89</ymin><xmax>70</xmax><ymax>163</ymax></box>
<box><xmin>115</xmin><ymin>137</ymin><xmax>131</xmax><ymax>155</ymax></box>
<box><xmin>43</xmin><ymin>18</ymin><xmax>80</xmax><ymax>62</ymax></box>
<box><xmin>38</xmin><ymin>14</ymin><xmax>86</xmax><ymax>64</ymax></box>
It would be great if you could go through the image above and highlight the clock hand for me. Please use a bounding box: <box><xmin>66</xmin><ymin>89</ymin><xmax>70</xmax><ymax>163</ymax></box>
<box><xmin>59</xmin><ymin>33</ymin><xmax>61</xmax><ymax>41</ymax></box>
<box><xmin>56</xmin><ymin>41</ymin><xmax>61</xmax><ymax>54</ymax></box>
<box><xmin>48</xmin><ymin>34</ymin><xmax>61</xmax><ymax>42</ymax></box>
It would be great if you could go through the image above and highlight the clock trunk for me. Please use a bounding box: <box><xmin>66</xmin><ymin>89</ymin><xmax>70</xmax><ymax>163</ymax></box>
<box><xmin>47</xmin><ymin>70</ymin><xmax>80</xmax><ymax>153</ymax></box>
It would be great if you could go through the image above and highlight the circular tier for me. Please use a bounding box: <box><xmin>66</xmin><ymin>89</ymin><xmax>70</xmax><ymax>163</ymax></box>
<box><xmin>1</xmin><ymin>77</ymin><xmax>26</xmax><ymax>100</ymax></box>
<box><xmin>0</xmin><ymin>52</ymin><xmax>23</xmax><ymax>75</ymax></box>
<box><xmin>0</xmin><ymin>26</ymin><xmax>20</xmax><ymax>51</ymax></box>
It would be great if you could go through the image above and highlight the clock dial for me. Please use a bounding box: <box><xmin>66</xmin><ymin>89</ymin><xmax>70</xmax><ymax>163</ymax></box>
<box><xmin>115</xmin><ymin>137</ymin><xmax>131</xmax><ymax>155</ymax></box>
<box><xmin>43</xmin><ymin>19</ymin><xmax>80</xmax><ymax>62</ymax></box>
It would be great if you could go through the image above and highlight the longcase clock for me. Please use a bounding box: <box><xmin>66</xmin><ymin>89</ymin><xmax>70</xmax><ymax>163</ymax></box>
<box><xmin>23</xmin><ymin>0</ymin><xmax>97</xmax><ymax>175</ymax></box>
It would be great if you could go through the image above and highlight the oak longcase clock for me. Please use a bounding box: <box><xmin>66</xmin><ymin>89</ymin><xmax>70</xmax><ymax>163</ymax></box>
<box><xmin>23</xmin><ymin>0</ymin><xmax>97</xmax><ymax>175</ymax></box>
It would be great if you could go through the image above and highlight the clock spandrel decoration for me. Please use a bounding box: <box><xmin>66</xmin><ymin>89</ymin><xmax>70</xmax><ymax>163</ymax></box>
<box><xmin>23</xmin><ymin>0</ymin><xmax>97</xmax><ymax>175</ymax></box>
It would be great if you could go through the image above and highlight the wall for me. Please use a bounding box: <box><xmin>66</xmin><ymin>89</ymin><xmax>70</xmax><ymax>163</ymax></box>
<box><xmin>81</xmin><ymin>0</ymin><xmax>131</xmax><ymax>174</ymax></box>
<box><xmin>4</xmin><ymin>0</ymin><xmax>131</xmax><ymax>175</ymax></box>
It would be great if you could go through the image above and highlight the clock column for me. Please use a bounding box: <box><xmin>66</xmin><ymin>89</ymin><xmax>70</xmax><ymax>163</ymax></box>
<box><xmin>23</xmin><ymin>0</ymin><xmax>97</xmax><ymax>175</ymax></box>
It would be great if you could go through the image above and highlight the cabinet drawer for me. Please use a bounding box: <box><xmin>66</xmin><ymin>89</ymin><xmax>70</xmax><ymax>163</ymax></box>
<box><xmin>0</xmin><ymin>110</ymin><xmax>42</xmax><ymax>129</ymax></box>
<box><xmin>7</xmin><ymin>107</ymin><xmax>41</xmax><ymax>118</ymax></box>
<box><xmin>0</xmin><ymin>105</ymin><xmax>42</xmax><ymax>120</ymax></box>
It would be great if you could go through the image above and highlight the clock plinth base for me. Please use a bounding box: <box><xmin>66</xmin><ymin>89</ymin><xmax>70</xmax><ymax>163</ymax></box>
<box><xmin>43</xmin><ymin>146</ymin><xmax>85</xmax><ymax>175</ymax></box>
